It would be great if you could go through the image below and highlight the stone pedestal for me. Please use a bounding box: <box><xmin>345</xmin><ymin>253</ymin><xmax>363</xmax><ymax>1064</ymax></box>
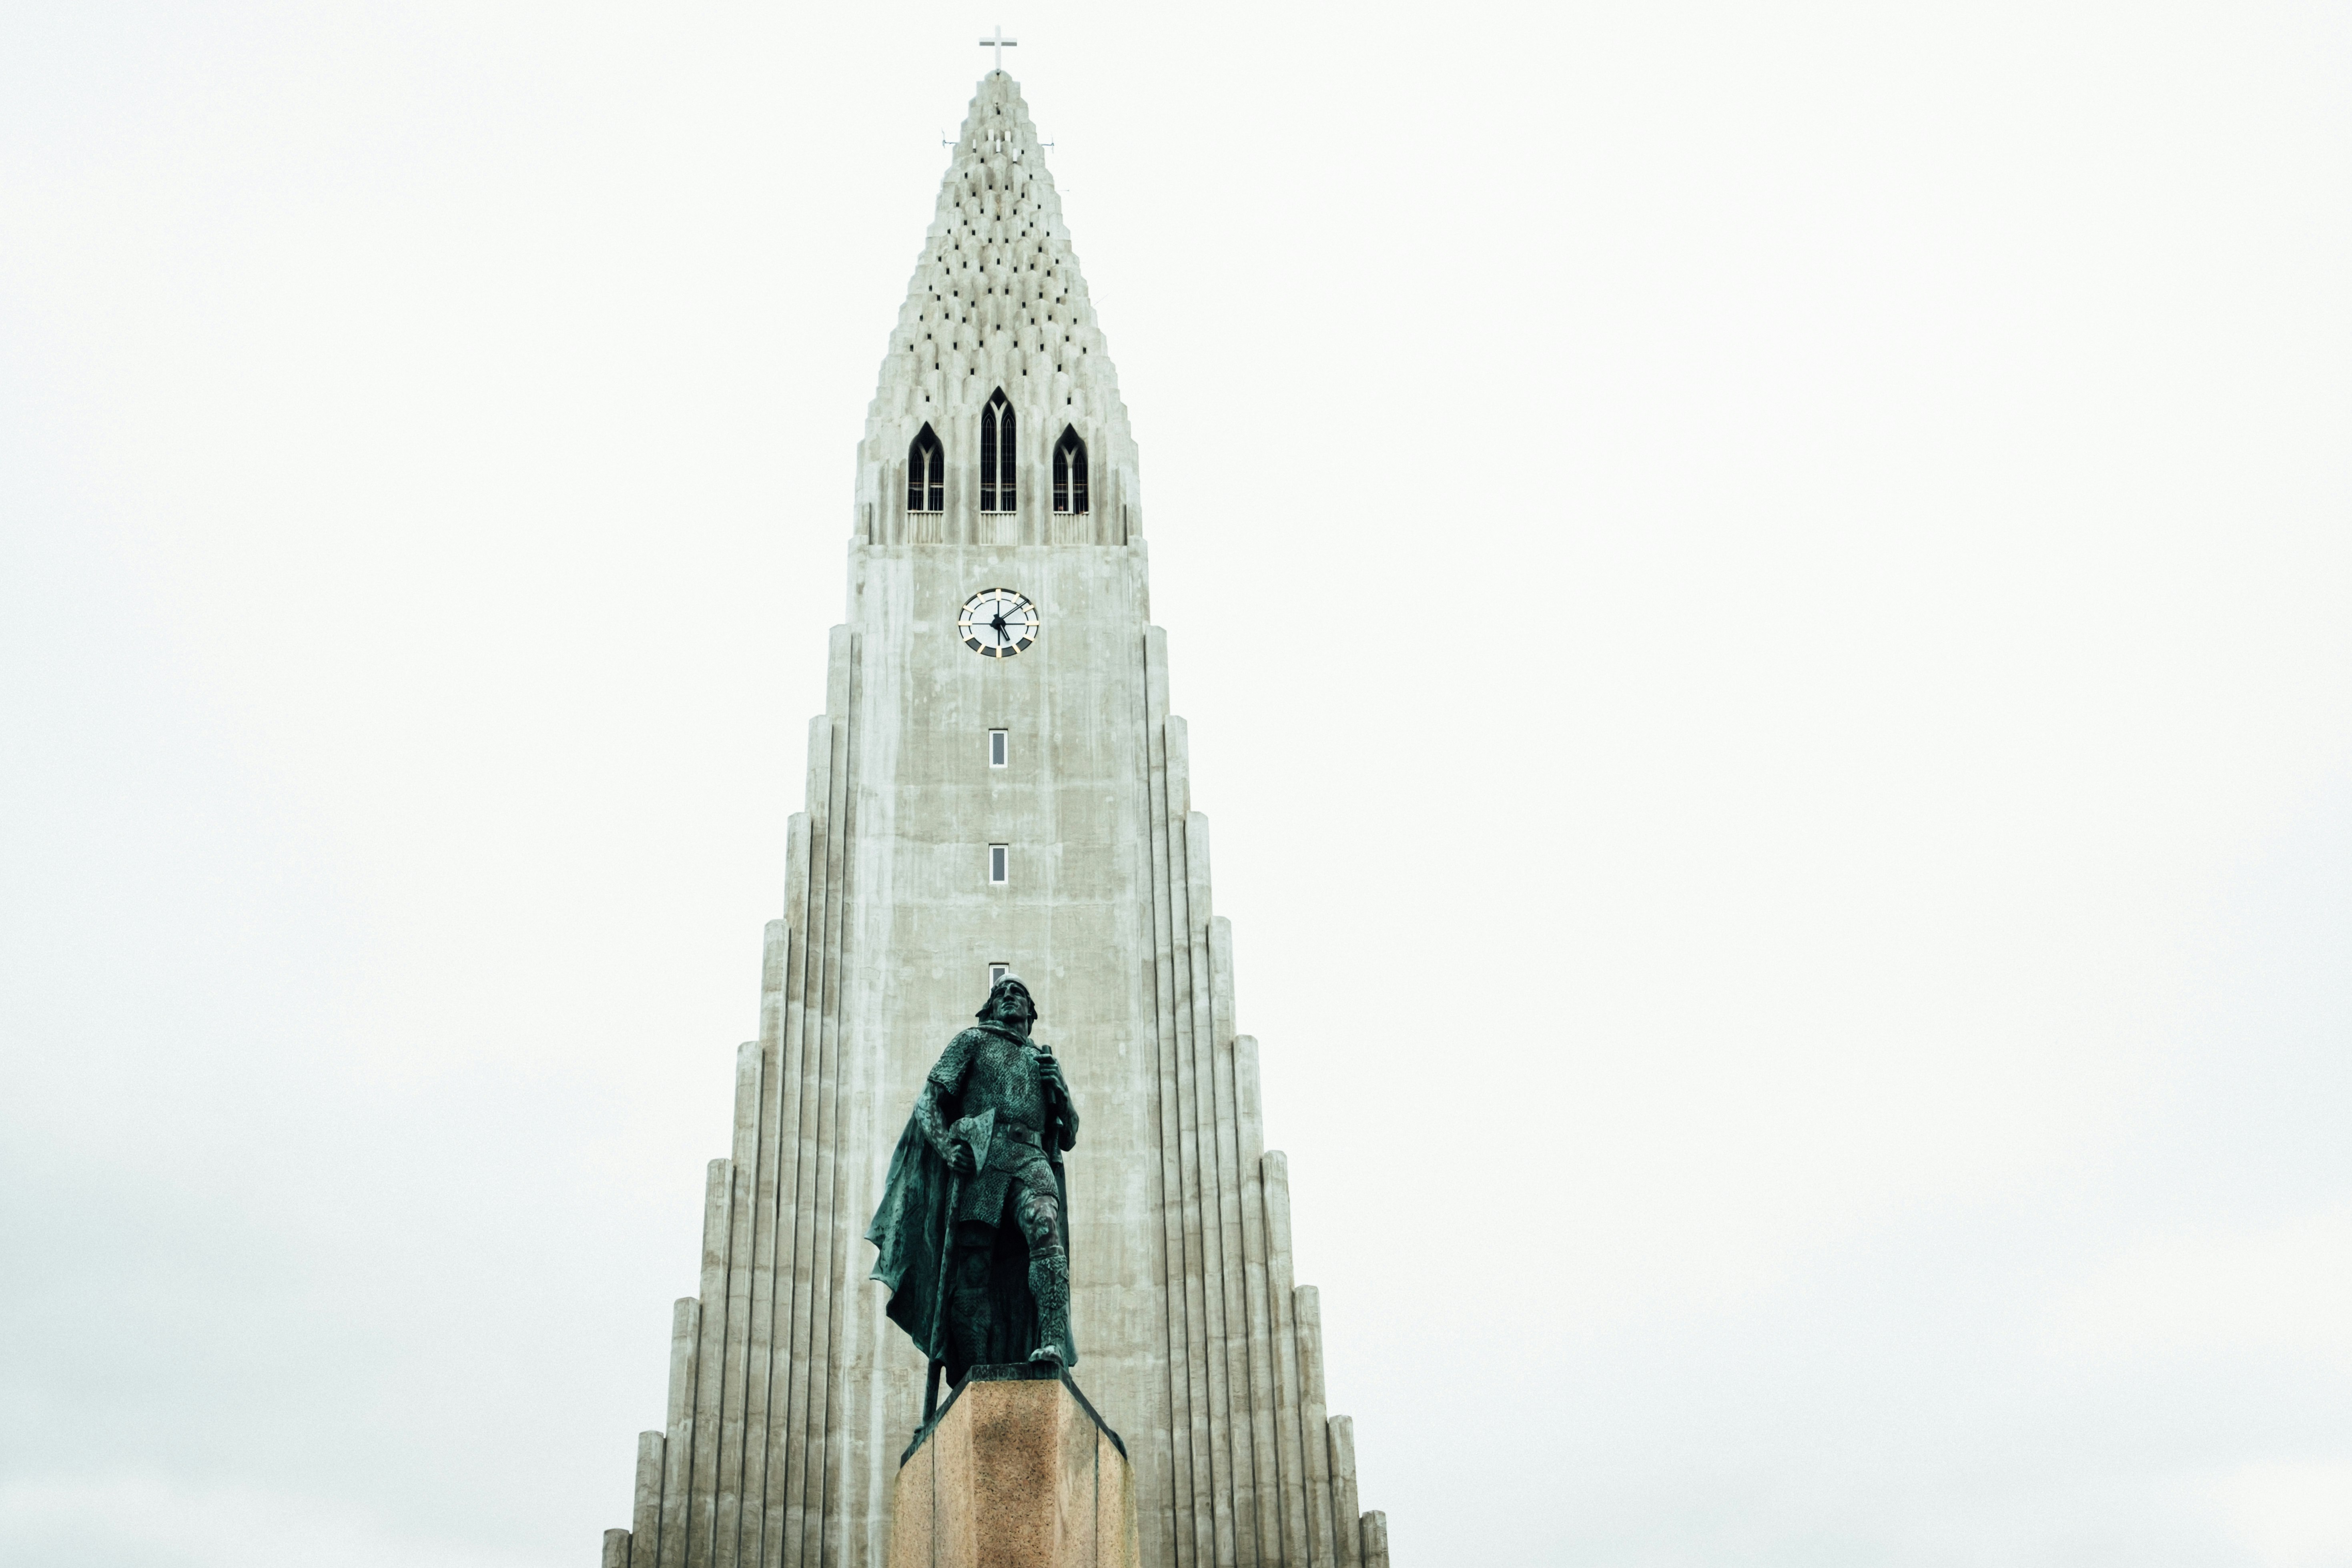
<box><xmin>888</xmin><ymin>1364</ymin><xmax>1140</xmax><ymax>1568</ymax></box>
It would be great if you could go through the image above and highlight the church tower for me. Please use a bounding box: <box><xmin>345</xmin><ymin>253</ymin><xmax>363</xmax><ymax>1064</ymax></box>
<box><xmin>597</xmin><ymin>71</ymin><xmax>1393</xmax><ymax>1568</ymax></box>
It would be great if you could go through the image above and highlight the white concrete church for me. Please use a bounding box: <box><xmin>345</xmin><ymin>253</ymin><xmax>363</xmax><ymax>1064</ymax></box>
<box><xmin>596</xmin><ymin>67</ymin><xmax>1391</xmax><ymax>1568</ymax></box>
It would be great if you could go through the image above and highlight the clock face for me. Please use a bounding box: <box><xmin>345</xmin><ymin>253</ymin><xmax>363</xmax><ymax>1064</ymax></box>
<box><xmin>959</xmin><ymin>588</ymin><xmax>1040</xmax><ymax>658</ymax></box>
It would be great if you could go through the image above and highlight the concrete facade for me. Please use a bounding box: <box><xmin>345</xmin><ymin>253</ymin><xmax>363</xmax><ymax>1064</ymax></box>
<box><xmin>596</xmin><ymin>72</ymin><xmax>1389</xmax><ymax>1568</ymax></box>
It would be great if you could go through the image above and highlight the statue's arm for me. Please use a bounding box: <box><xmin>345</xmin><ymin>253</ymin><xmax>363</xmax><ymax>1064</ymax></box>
<box><xmin>914</xmin><ymin>1081</ymin><xmax>952</xmax><ymax>1159</ymax></box>
<box><xmin>1055</xmin><ymin>1079</ymin><xmax>1080</xmax><ymax>1150</ymax></box>
<box><xmin>916</xmin><ymin>1033</ymin><xmax>977</xmax><ymax>1166</ymax></box>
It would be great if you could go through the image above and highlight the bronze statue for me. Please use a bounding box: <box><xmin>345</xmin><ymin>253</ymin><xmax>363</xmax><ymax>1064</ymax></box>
<box><xmin>866</xmin><ymin>976</ymin><xmax>1080</xmax><ymax>1426</ymax></box>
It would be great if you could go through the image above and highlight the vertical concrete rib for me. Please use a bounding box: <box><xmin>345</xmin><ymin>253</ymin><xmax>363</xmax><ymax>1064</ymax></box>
<box><xmin>1164</xmin><ymin>719</ymin><xmax>1237</xmax><ymax>1568</ymax></box>
<box><xmin>712</xmin><ymin>1042</ymin><xmax>762</xmax><ymax>1566</ymax></box>
<box><xmin>796</xmin><ymin>628</ymin><xmax>856</xmax><ymax>1567</ymax></box>
<box><xmin>1143</xmin><ymin>629</ymin><xmax>1204</xmax><ymax>1568</ymax></box>
<box><xmin>656</xmin><ymin>1297</ymin><xmax>701</xmax><ymax>1568</ymax></box>
<box><xmin>1226</xmin><ymin>1022</ymin><xmax>1259</xmax><ymax>1169</ymax></box>
<box><xmin>1192</xmin><ymin>866</ymin><xmax>1259</xmax><ymax>1566</ymax></box>
<box><xmin>838</xmin><ymin>1289</ymin><xmax>886</xmax><ymax>1568</ymax></box>
<box><xmin>1229</xmin><ymin>1029</ymin><xmax>1282</xmax><ymax>1567</ymax></box>
<box><xmin>1327</xmin><ymin>1418</ymin><xmax>1362</xmax><ymax>1568</ymax></box>
<box><xmin>780</xmin><ymin>716</ymin><xmax>837</xmax><ymax>1566</ymax></box>
<box><xmin>1259</xmin><ymin>1155</ymin><xmax>1311</xmax><ymax>1568</ymax></box>
<box><xmin>763</xmin><ymin>816</ymin><xmax>816</xmax><ymax>1564</ymax></box>
<box><xmin>604</xmin><ymin>1528</ymin><xmax>632</xmax><ymax>1568</ymax></box>
<box><xmin>1359</xmin><ymin>1512</ymin><xmax>1389</xmax><ymax>1568</ymax></box>
<box><xmin>738</xmin><ymin>921</ymin><xmax>790</xmax><ymax>1564</ymax></box>
<box><xmin>633</xmin><ymin>1432</ymin><xmax>664</xmax><ymax>1562</ymax></box>
<box><xmin>1295</xmin><ymin>1287</ymin><xmax>1337</xmax><ymax>1568</ymax></box>
<box><xmin>762</xmin><ymin>827</ymin><xmax>818</xmax><ymax>1561</ymax></box>
<box><xmin>814</xmin><ymin>628</ymin><xmax>861</xmax><ymax>1568</ymax></box>
<box><xmin>688</xmin><ymin>1158</ymin><xmax>734</xmax><ymax>1563</ymax></box>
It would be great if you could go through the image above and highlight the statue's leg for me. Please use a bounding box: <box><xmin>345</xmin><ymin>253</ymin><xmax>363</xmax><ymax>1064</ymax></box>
<box><xmin>1013</xmin><ymin>1164</ymin><xmax>1069</xmax><ymax>1367</ymax></box>
<box><xmin>948</xmin><ymin>1219</ymin><xmax>998</xmax><ymax>1380</ymax></box>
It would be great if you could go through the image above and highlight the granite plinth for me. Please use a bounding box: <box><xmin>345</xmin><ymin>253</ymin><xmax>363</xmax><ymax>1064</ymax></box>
<box><xmin>889</xmin><ymin>1365</ymin><xmax>1139</xmax><ymax>1568</ymax></box>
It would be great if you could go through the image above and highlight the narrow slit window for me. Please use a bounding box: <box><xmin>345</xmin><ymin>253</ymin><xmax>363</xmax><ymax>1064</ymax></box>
<box><xmin>907</xmin><ymin>425</ymin><xmax>944</xmax><ymax>512</ymax></box>
<box><xmin>979</xmin><ymin>390</ymin><xmax>1016</xmax><ymax>512</ymax></box>
<box><xmin>989</xmin><ymin>729</ymin><xmax>1009</xmax><ymax>768</ymax></box>
<box><xmin>988</xmin><ymin>962</ymin><xmax>1010</xmax><ymax>987</ymax></box>
<box><xmin>1052</xmin><ymin>426</ymin><xmax>1089</xmax><ymax>514</ymax></box>
<box><xmin>989</xmin><ymin>844</ymin><xmax>1009</xmax><ymax>884</ymax></box>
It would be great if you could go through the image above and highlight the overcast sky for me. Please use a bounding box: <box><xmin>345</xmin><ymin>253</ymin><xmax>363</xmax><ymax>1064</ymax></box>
<box><xmin>4</xmin><ymin>3</ymin><xmax>2349</xmax><ymax>1565</ymax></box>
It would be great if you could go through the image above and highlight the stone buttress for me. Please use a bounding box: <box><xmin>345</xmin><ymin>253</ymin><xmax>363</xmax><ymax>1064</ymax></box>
<box><xmin>596</xmin><ymin>72</ymin><xmax>1393</xmax><ymax>1568</ymax></box>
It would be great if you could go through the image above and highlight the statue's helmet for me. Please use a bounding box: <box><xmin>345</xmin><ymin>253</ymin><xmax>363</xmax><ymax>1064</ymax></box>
<box><xmin>978</xmin><ymin>974</ymin><xmax>1036</xmax><ymax>1024</ymax></box>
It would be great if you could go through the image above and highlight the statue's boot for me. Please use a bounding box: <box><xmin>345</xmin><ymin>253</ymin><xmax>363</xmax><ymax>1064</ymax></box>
<box><xmin>1027</xmin><ymin>1247</ymin><xmax>1070</xmax><ymax>1366</ymax></box>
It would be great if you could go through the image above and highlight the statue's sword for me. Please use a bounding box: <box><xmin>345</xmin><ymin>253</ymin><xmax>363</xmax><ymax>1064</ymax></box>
<box><xmin>922</xmin><ymin>1109</ymin><xmax>995</xmax><ymax>1425</ymax></box>
<box><xmin>1034</xmin><ymin>1041</ymin><xmax>1061</xmax><ymax>1131</ymax></box>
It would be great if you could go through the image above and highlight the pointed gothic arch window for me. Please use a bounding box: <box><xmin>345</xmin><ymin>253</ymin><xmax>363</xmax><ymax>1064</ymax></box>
<box><xmin>907</xmin><ymin>425</ymin><xmax>943</xmax><ymax>513</ymax></box>
<box><xmin>1053</xmin><ymin>427</ymin><xmax>1089</xmax><ymax>514</ymax></box>
<box><xmin>980</xmin><ymin>390</ymin><xmax>1016</xmax><ymax>513</ymax></box>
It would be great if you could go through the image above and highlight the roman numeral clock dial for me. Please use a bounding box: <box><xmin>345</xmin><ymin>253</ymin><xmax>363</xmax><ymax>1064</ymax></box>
<box><xmin>958</xmin><ymin>588</ymin><xmax>1040</xmax><ymax>658</ymax></box>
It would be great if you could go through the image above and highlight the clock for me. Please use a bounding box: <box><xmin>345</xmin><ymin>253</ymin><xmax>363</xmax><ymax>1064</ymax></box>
<box><xmin>958</xmin><ymin>588</ymin><xmax>1040</xmax><ymax>658</ymax></box>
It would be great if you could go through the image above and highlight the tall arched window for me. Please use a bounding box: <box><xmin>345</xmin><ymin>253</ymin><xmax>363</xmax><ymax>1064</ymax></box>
<box><xmin>1053</xmin><ymin>427</ymin><xmax>1089</xmax><ymax>514</ymax></box>
<box><xmin>980</xmin><ymin>391</ymin><xmax>1016</xmax><ymax>513</ymax></box>
<box><xmin>907</xmin><ymin>425</ymin><xmax>944</xmax><ymax>512</ymax></box>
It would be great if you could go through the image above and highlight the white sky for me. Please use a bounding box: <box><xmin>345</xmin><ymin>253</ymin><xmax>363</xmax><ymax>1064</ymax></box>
<box><xmin>3</xmin><ymin>3</ymin><xmax>2349</xmax><ymax>1564</ymax></box>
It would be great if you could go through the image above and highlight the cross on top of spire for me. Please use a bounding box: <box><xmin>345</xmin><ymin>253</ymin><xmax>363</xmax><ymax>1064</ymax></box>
<box><xmin>979</xmin><ymin>25</ymin><xmax>1017</xmax><ymax>72</ymax></box>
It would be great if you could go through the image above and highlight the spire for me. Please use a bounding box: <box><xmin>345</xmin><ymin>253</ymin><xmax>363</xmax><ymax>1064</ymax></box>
<box><xmin>856</xmin><ymin>73</ymin><xmax>1138</xmax><ymax>545</ymax></box>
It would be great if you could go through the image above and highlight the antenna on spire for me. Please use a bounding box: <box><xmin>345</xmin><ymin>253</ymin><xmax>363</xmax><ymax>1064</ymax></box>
<box><xmin>979</xmin><ymin>24</ymin><xmax>1018</xmax><ymax>72</ymax></box>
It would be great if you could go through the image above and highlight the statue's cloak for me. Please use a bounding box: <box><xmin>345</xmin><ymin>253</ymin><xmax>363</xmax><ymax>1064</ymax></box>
<box><xmin>864</xmin><ymin>1025</ymin><xmax>1077</xmax><ymax>1369</ymax></box>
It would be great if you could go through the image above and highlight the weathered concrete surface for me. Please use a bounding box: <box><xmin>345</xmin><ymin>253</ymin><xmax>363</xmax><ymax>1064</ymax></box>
<box><xmin>889</xmin><ymin>1368</ymin><xmax>1139</xmax><ymax>1568</ymax></box>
